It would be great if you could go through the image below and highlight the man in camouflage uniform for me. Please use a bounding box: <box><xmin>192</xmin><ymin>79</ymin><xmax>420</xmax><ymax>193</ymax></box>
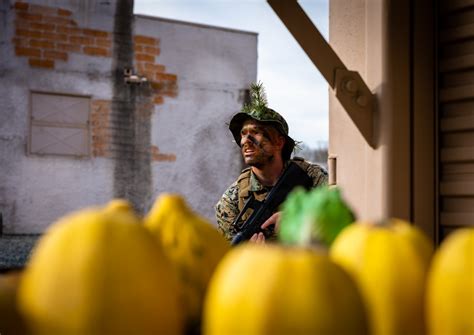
<box><xmin>215</xmin><ymin>83</ymin><xmax>328</xmax><ymax>243</ymax></box>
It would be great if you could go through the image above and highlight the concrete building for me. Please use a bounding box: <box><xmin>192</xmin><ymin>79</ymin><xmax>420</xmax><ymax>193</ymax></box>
<box><xmin>0</xmin><ymin>0</ymin><xmax>257</xmax><ymax>243</ymax></box>
<box><xmin>270</xmin><ymin>0</ymin><xmax>473</xmax><ymax>243</ymax></box>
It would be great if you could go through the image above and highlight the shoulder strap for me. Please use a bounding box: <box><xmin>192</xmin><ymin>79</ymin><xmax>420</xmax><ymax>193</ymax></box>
<box><xmin>237</xmin><ymin>168</ymin><xmax>252</xmax><ymax>211</ymax></box>
<box><xmin>291</xmin><ymin>157</ymin><xmax>311</xmax><ymax>172</ymax></box>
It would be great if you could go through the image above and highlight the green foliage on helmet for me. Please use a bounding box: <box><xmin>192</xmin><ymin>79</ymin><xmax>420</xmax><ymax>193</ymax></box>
<box><xmin>229</xmin><ymin>82</ymin><xmax>295</xmax><ymax>160</ymax></box>
<box><xmin>240</xmin><ymin>82</ymin><xmax>289</xmax><ymax>135</ymax></box>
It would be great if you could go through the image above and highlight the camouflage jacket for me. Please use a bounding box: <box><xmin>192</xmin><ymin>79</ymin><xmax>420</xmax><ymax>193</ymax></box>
<box><xmin>215</xmin><ymin>158</ymin><xmax>328</xmax><ymax>242</ymax></box>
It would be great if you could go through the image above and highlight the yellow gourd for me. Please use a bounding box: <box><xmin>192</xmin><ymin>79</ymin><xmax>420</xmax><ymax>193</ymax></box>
<box><xmin>330</xmin><ymin>219</ymin><xmax>433</xmax><ymax>335</ymax></box>
<box><xmin>203</xmin><ymin>244</ymin><xmax>369</xmax><ymax>335</ymax></box>
<box><xmin>17</xmin><ymin>200</ymin><xmax>182</xmax><ymax>335</ymax></box>
<box><xmin>426</xmin><ymin>228</ymin><xmax>474</xmax><ymax>335</ymax></box>
<box><xmin>144</xmin><ymin>193</ymin><xmax>230</xmax><ymax>332</ymax></box>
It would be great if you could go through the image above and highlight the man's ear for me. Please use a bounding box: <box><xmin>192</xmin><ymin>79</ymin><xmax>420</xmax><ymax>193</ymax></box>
<box><xmin>277</xmin><ymin>135</ymin><xmax>286</xmax><ymax>150</ymax></box>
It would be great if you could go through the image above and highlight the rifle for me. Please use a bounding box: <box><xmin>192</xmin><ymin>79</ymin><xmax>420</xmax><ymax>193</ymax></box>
<box><xmin>231</xmin><ymin>162</ymin><xmax>313</xmax><ymax>245</ymax></box>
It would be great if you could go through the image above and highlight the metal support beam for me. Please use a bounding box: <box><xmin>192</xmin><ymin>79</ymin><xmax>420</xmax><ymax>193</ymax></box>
<box><xmin>267</xmin><ymin>0</ymin><xmax>375</xmax><ymax>148</ymax></box>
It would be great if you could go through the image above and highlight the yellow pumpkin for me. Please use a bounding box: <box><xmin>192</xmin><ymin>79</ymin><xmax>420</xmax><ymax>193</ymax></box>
<box><xmin>144</xmin><ymin>193</ymin><xmax>230</xmax><ymax>332</ymax></box>
<box><xmin>17</xmin><ymin>200</ymin><xmax>182</xmax><ymax>335</ymax></box>
<box><xmin>330</xmin><ymin>219</ymin><xmax>433</xmax><ymax>335</ymax></box>
<box><xmin>203</xmin><ymin>244</ymin><xmax>368</xmax><ymax>335</ymax></box>
<box><xmin>426</xmin><ymin>228</ymin><xmax>474</xmax><ymax>335</ymax></box>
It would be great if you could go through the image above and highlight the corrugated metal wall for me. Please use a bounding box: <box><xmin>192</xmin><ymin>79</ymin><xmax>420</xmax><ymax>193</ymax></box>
<box><xmin>438</xmin><ymin>0</ymin><xmax>474</xmax><ymax>240</ymax></box>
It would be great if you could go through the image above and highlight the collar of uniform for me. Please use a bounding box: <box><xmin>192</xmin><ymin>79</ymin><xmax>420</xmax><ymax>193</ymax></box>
<box><xmin>248</xmin><ymin>171</ymin><xmax>267</xmax><ymax>192</ymax></box>
<box><xmin>248</xmin><ymin>160</ymin><xmax>292</xmax><ymax>192</ymax></box>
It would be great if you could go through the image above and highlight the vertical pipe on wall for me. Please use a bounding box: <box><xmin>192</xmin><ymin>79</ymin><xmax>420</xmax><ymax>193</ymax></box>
<box><xmin>111</xmin><ymin>0</ymin><xmax>153</xmax><ymax>214</ymax></box>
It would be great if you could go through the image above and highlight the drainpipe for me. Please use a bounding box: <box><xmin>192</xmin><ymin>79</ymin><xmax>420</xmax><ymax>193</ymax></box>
<box><xmin>111</xmin><ymin>0</ymin><xmax>153</xmax><ymax>214</ymax></box>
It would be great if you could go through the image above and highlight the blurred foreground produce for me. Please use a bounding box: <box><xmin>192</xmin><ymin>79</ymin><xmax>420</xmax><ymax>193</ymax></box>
<box><xmin>145</xmin><ymin>194</ymin><xmax>230</xmax><ymax>334</ymax></box>
<box><xmin>202</xmin><ymin>244</ymin><xmax>369</xmax><ymax>335</ymax></box>
<box><xmin>17</xmin><ymin>200</ymin><xmax>182</xmax><ymax>335</ymax></box>
<box><xmin>0</xmin><ymin>271</ymin><xmax>29</xmax><ymax>334</ymax></box>
<box><xmin>330</xmin><ymin>219</ymin><xmax>434</xmax><ymax>335</ymax></box>
<box><xmin>426</xmin><ymin>228</ymin><xmax>474</xmax><ymax>335</ymax></box>
<box><xmin>279</xmin><ymin>186</ymin><xmax>355</xmax><ymax>247</ymax></box>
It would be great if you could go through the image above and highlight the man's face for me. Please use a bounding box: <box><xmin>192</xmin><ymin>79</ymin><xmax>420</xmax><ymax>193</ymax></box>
<box><xmin>240</xmin><ymin>120</ymin><xmax>284</xmax><ymax>168</ymax></box>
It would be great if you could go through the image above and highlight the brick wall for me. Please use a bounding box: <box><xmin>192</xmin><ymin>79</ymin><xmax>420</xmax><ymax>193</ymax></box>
<box><xmin>13</xmin><ymin>2</ymin><xmax>112</xmax><ymax>69</ymax></box>
<box><xmin>12</xmin><ymin>1</ymin><xmax>177</xmax><ymax>162</ymax></box>
<box><xmin>90</xmin><ymin>99</ymin><xmax>175</xmax><ymax>162</ymax></box>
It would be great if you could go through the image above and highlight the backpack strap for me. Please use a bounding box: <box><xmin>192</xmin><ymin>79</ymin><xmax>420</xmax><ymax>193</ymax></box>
<box><xmin>236</xmin><ymin>168</ymin><xmax>252</xmax><ymax>212</ymax></box>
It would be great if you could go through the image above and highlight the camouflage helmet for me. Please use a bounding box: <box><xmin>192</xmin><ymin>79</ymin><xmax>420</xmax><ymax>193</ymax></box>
<box><xmin>229</xmin><ymin>82</ymin><xmax>295</xmax><ymax>160</ymax></box>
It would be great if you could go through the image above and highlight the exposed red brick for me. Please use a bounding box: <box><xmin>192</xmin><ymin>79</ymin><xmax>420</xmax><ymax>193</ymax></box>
<box><xmin>83</xmin><ymin>46</ymin><xmax>109</xmax><ymax>57</ymax></box>
<box><xmin>162</xmin><ymin>89</ymin><xmax>178</xmax><ymax>98</ymax></box>
<box><xmin>15</xmin><ymin>46</ymin><xmax>41</xmax><ymax>57</ymax></box>
<box><xmin>154</xmin><ymin>66</ymin><xmax>166</xmax><ymax>76</ymax></box>
<box><xmin>156</xmin><ymin>73</ymin><xmax>177</xmax><ymax>82</ymax></box>
<box><xmin>150</xmin><ymin>81</ymin><xmax>164</xmax><ymax>90</ymax></box>
<box><xmin>16</xmin><ymin>29</ymin><xmax>42</xmax><ymax>39</ymax></box>
<box><xmin>83</xmin><ymin>29</ymin><xmax>108</xmax><ymax>38</ymax></box>
<box><xmin>57</xmin><ymin>8</ymin><xmax>72</xmax><ymax>17</ymax></box>
<box><xmin>56</xmin><ymin>43</ymin><xmax>81</xmax><ymax>53</ymax></box>
<box><xmin>16</xmin><ymin>12</ymin><xmax>42</xmax><ymax>22</ymax></box>
<box><xmin>14</xmin><ymin>19</ymin><xmax>30</xmax><ymax>29</ymax></box>
<box><xmin>14</xmin><ymin>2</ymin><xmax>29</xmax><ymax>11</ymax></box>
<box><xmin>43</xmin><ymin>50</ymin><xmax>68</xmax><ymax>61</ymax></box>
<box><xmin>29</xmin><ymin>4</ymin><xmax>57</xmax><ymax>16</ymax></box>
<box><xmin>144</xmin><ymin>46</ymin><xmax>160</xmax><ymax>56</ymax></box>
<box><xmin>138</xmin><ymin>71</ymin><xmax>154</xmax><ymax>81</ymax></box>
<box><xmin>135</xmin><ymin>53</ymin><xmax>154</xmax><ymax>62</ymax></box>
<box><xmin>95</xmin><ymin>38</ymin><xmax>112</xmax><ymax>48</ymax></box>
<box><xmin>43</xmin><ymin>15</ymin><xmax>76</xmax><ymax>27</ymax></box>
<box><xmin>134</xmin><ymin>35</ymin><xmax>157</xmax><ymax>45</ymax></box>
<box><xmin>28</xmin><ymin>58</ymin><xmax>54</xmax><ymax>69</ymax></box>
<box><xmin>134</xmin><ymin>45</ymin><xmax>143</xmax><ymax>53</ymax></box>
<box><xmin>42</xmin><ymin>32</ymin><xmax>67</xmax><ymax>42</ymax></box>
<box><xmin>29</xmin><ymin>22</ymin><xmax>56</xmax><ymax>31</ymax></box>
<box><xmin>12</xmin><ymin>37</ymin><xmax>29</xmax><ymax>47</ymax></box>
<box><xmin>144</xmin><ymin>63</ymin><xmax>165</xmax><ymax>72</ymax></box>
<box><xmin>56</xmin><ymin>26</ymin><xmax>81</xmax><ymax>35</ymax></box>
<box><xmin>153</xmin><ymin>96</ymin><xmax>164</xmax><ymax>105</ymax></box>
<box><xmin>92</xmin><ymin>100</ymin><xmax>111</xmax><ymax>108</ymax></box>
<box><xmin>151</xmin><ymin>146</ymin><xmax>176</xmax><ymax>162</ymax></box>
<box><xmin>91</xmin><ymin>99</ymin><xmax>112</xmax><ymax>158</ymax></box>
<box><xmin>69</xmin><ymin>35</ymin><xmax>94</xmax><ymax>45</ymax></box>
<box><xmin>29</xmin><ymin>39</ymin><xmax>55</xmax><ymax>49</ymax></box>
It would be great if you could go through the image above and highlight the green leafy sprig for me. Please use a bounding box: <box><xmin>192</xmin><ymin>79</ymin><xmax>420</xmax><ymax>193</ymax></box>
<box><xmin>241</xmin><ymin>81</ymin><xmax>268</xmax><ymax>114</ymax></box>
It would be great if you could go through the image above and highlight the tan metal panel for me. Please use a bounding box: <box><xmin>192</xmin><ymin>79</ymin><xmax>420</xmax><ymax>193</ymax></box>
<box><xmin>440</xmin><ymin>213</ymin><xmax>474</xmax><ymax>226</ymax></box>
<box><xmin>441</xmin><ymin>8</ymin><xmax>474</xmax><ymax>28</ymax></box>
<box><xmin>438</xmin><ymin>1</ymin><xmax>474</xmax><ymax>238</ymax></box>
<box><xmin>440</xmin><ymin>115</ymin><xmax>474</xmax><ymax>132</ymax></box>
<box><xmin>442</xmin><ymin>163</ymin><xmax>474</xmax><ymax>174</ymax></box>
<box><xmin>440</xmin><ymin>147</ymin><xmax>474</xmax><ymax>162</ymax></box>
<box><xmin>440</xmin><ymin>40</ymin><xmax>474</xmax><ymax>58</ymax></box>
<box><xmin>440</xmin><ymin>181</ymin><xmax>474</xmax><ymax>196</ymax></box>
<box><xmin>442</xmin><ymin>70</ymin><xmax>474</xmax><ymax>87</ymax></box>
<box><xmin>442</xmin><ymin>197</ymin><xmax>474</xmax><ymax>211</ymax></box>
<box><xmin>440</xmin><ymin>23</ymin><xmax>474</xmax><ymax>43</ymax></box>
<box><xmin>441</xmin><ymin>100</ymin><xmax>474</xmax><ymax>116</ymax></box>
<box><xmin>439</xmin><ymin>54</ymin><xmax>474</xmax><ymax>72</ymax></box>
<box><xmin>439</xmin><ymin>0</ymin><xmax>474</xmax><ymax>15</ymax></box>
<box><xmin>440</xmin><ymin>84</ymin><xmax>474</xmax><ymax>102</ymax></box>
